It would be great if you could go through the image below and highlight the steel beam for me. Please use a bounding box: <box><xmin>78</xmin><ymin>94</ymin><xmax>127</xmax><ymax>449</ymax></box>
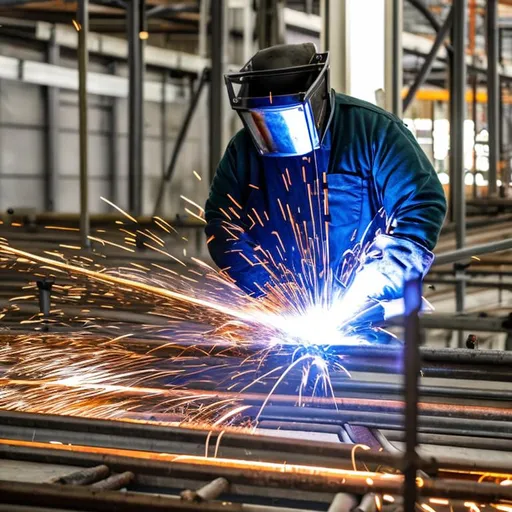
<box><xmin>209</xmin><ymin>0</ymin><xmax>224</xmax><ymax>182</ymax></box>
<box><xmin>77</xmin><ymin>0</ymin><xmax>90</xmax><ymax>249</ymax></box>
<box><xmin>127</xmin><ymin>0</ymin><xmax>145</xmax><ymax>216</ymax></box>
<box><xmin>487</xmin><ymin>0</ymin><xmax>499</xmax><ymax>197</ymax></box>
<box><xmin>403</xmin><ymin>7</ymin><xmax>453</xmax><ymax>112</ymax></box>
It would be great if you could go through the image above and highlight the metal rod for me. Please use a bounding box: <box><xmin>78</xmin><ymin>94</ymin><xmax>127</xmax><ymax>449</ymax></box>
<box><xmin>403</xmin><ymin>7</ymin><xmax>453</xmax><ymax>112</ymax></box>
<box><xmin>328</xmin><ymin>493</ymin><xmax>360</xmax><ymax>512</ymax></box>
<box><xmin>127</xmin><ymin>0</ymin><xmax>144</xmax><ymax>216</ymax></box>
<box><xmin>48</xmin><ymin>464</ymin><xmax>109</xmax><ymax>485</ymax></box>
<box><xmin>109</xmin><ymin>61</ymin><xmax>119</xmax><ymax>206</ymax></box>
<box><xmin>487</xmin><ymin>0</ymin><xmax>499</xmax><ymax>197</ymax></box>
<box><xmin>77</xmin><ymin>0</ymin><xmax>90</xmax><ymax>249</ymax></box>
<box><xmin>45</xmin><ymin>27</ymin><xmax>59</xmax><ymax>212</ymax></box>
<box><xmin>209</xmin><ymin>0</ymin><xmax>224</xmax><ymax>182</ymax></box>
<box><xmin>181</xmin><ymin>477</ymin><xmax>230</xmax><ymax>502</ymax></box>
<box><xmin>90</xmin><ymin>471</ymin><xmax>134</xmax><ymax>490</ymax></box>
<box><xmin>434</xmin><ymin>237</ymin><xmax>512</xmax><ymax>265</ymax></box>
<box><xmin>153</xmin><ymin>69</ymin><xmax>209</xmax><ymax>215</ymax></box>
<box><xmin>403</xmin><ymin>275</ymin><xmax>422</xmax><ymax>512</ymax></box>
<box><xmin>450</xmin><ymin>0</ymin><xmax>468</xmax><ymax>344</ymax></box>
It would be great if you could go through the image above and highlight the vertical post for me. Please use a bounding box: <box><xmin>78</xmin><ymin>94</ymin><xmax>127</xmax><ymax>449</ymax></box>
<box><xmin>161</xmin><ymin>72</ymin><xmax>168</xmax><ymax>179</ymax></box>
<box><xmin>127</xmin><ymin>0</ymin><xmax>145</xmax><ymax>216</ymax></box>
<box><xmin>209</xmin><ymin>0</ymin><xmax>224</xmax><ymax>182</ymax></box>
<box><xmin>323</xmin><ymin>0</ymin><xmax>349</xmax><ymax>93</ymax></box>
<box><xmin>450</xmin><ymin>0</ymin><xmax>467</xmax><ymax>344</ymax></box>
<box><xmin>487</xmin><ymin>0</ymin><xmax>499</xmax><ymax>197</ymax></box>
<box><xmin>320</xmin><ymin>0</ymin><xmax>330</xmax><ymax>52</ymax></box>
<box><xmin>198</xmin><ymin>0</ymin><xmax>209</xmax><ymax>59</ymax></box>
<box><xmin>243</xmin><ymin>0</ymin><xmax>254</xmax><ymax>63</ymax></box>
<box><xmin>109</xmin><ymin>62</ymin><xmax>119</xmax><ymax>206</ymax></box>
<box><xmin>403</xmin><ymin>273</ymin><xmax>422</xmax><ymax>512</ymax></box>
<box><xmin>77</xmin><ymin>0</ymin><xmax>90</xmax><ymax>248</ymax></box>
<box><xmin>385</xmin><ymin>0</ymin><xmax>403</xmax><ymax>117</ymax></box>
<box><xmin>45</xmin><ymin>27</ymin><xmax>59</xmax><ymax>212</ymax></box>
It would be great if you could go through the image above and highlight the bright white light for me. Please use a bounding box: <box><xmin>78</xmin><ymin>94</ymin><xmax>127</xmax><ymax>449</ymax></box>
<box><xmin>348</xmin><ymin>0</ymin><xmax>384</xmax><ymax>104</ymax></box>
<box><xmin>438</xmin><ymin>172</ymin><xmax>449</xmax><ymax>185</ymax></box>
<box><xmin>433</xmin><ymin>119</ymin><xmax>450</xmax><ymax>161</ymax></box>
<box><xmin>465</xmin><ymin>173</ymin><xmax>474</xmax><ymax>185</ymax></box>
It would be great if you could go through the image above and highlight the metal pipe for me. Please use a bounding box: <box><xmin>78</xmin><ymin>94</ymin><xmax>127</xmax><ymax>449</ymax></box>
<box><xmin>434</xmin><ymin>237</ymin><xmax>512</xmax><ymax>265</ymax></box>
<box><xmin>385</xmin><ymin>0</ymin><xmax>403</xmax><ymax>117</ymax></box>
<box><xmin>109</xmin><ymin>61</ymin><xmax>119</xmax><ymax>206</ymax></box>
<box><xmin>90</xmin><ymin>471</ymin><xmax>134</xmax><ymax>490</ymax></box>
<box><xmin>328</xmin><ymin>493</ymin><xmax>360</xmax><ymax>512</ymax></box>
<box><xmin>209</xmin><ymin>0</ymin><xmax>224</xmax><ymax>183</ymax></box>
<box><xmin>487</xmin><ymin>0</ymin><xmax>499</xmax><ymax>197</ymax></box>
<box><xmin>403</xmin><ymin>7</ymin><xmax>453</xmax><ymax>112</ymax></box>
<box><xmin>181</xmin><ymin>477</ymin><xmax>230</xmax><ymax>502</ymax></box>
<box><xmin>48</xmin><ymin>464</ymin><xmax>109</xmax><ymax>485</ymax></box>
<box><xmin>127</xmin><ymin>0</ymin><xmax>144</xmax><ymax>216</ymax></box>
<box><xmin>77</xmin><ymin>0</ymin><xmax>90</xmax><ymax>249</ymax></box>
<box><xmin>45</xmin><ymin>27</ymin><xmax>59</xmax><ymax>212</ymax></box>
<box><xmin>450</xmin><ymin>0</ymin><xmax>468</xmax><ymax>343</ymax></box>
<box><xmin>402</xmin><ymin>275</ymin><xmax>422</xmax><ymax>512</ymax></box>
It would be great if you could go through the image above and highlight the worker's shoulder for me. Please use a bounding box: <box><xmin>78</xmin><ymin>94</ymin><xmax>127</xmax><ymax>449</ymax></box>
<box><xmin>334</xmin><ymin>91</ymin><xmax>401</xmax><ymax>124</ymax></box>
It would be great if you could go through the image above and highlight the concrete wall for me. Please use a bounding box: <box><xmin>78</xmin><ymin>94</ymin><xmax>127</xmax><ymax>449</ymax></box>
<box><xmin>0</xmin><ymin>37</ymin><xmax>209</xmax><ymax>217</ymax></box>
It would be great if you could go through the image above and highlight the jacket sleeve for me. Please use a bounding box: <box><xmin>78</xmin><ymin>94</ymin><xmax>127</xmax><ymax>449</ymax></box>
<box><xmin>351</xmin><ymin>118</ymin><xmax>447</xmax><ymax>301</ymax></box>
<box><xmin>205</xmin><ymin>136</ymin><xmax>273</xmax><ymax>297</ymax></box>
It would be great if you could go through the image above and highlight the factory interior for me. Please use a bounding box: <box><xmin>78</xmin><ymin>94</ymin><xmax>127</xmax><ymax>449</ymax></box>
<box><xmin>0</xmin><ymin>0</ymin><xmax>511</xmax><ymax>510</ymax></box>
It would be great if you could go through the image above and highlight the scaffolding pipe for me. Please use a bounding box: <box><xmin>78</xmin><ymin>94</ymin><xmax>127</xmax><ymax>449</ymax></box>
<box><xmin>487</xmin><ymin>0</ymin><xmax>499</xmax><ymax>197</ymax></box>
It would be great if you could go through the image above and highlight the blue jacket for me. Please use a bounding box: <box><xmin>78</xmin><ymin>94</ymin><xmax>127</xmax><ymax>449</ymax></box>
<box><xmin>205</xmin><ymin>92</ymin><xmax>447</xmax><ymax>299</ymax></box>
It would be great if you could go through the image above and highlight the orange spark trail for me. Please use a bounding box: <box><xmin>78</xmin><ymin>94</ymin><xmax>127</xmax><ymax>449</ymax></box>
<box><xmin>0</xmin><ymin>245</ymin><xmax>258</xmax><ymax>324</ymax></box>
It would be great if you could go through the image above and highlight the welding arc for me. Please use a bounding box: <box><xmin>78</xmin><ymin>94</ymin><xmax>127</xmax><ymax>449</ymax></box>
<box><xmin>1</xmin><ymin>245</ymin><xmax>257</xmax><ymax>325</ymax></box>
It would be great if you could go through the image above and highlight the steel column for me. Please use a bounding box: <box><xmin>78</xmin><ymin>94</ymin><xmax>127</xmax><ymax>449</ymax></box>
<box><xmin>45</xmin><ymin>27</ymin><xmax>59</xmax><ymax>212</ymax></box>
<box><xmin>127</xmin><ymin>0</ymin><xmax>145</xmax><ymax>215</ymax></box>
<box><xmin>209</xmin><ymin>0</ymin><xmax>224</xmax><ymax>182</ymax></box>
<box><xmin>403</xmin><ymin>7</ymin><xmax>453</xmax><ymax>113</ymax></box>
<box><xmin>487</xmin><ymin>0</ymin><xmax>499</xmax><ymax>197</ymax></box>
<box><xmin>449</xmin><ymin>0</ymin><xmax>467</xmax><ymax>342</ymax></box>
<box><xmin>77</xmin><ymin>0</ymin><xmax>90</xmax><ymax>249</ymax></box>
<box><xmin>385</xmin><ymin>0</ymin><xmax>403</xmax><ymax>117</ymax></box>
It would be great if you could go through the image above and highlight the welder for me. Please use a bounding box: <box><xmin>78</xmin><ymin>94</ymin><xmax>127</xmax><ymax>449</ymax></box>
<box><xmin>205</xmin><ymin>43</ymin><xmax>447</xmax><ymax>324</ymax></box>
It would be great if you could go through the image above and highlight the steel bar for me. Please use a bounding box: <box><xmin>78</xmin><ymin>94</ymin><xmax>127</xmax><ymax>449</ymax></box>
<box><xmin>45</xmin><ymin>26</ymin><xmax>59</xmax><ymax>212</ymax></box>
<box><xmin>403</xmin><ymin>275</ymin><xmax>422</xmax><ymax>512</ymax></box>
<box><xmin>181</xmin><ymin>478</ymin><xmax>230</xmax><ymax>502</ymax></box>
<box><xmin>385</xmin><ymin>0</ymin><xmax>403</xmax><ymax>116</ymax></box>
<box><xmin>450</xmin><ymin>0</ymin><xmax>468</xmax><ymax>345</ymax></box>
<box><xmin>487</xmin><ymin>0</ymin><xmax>499</xmax><ymax>197</ymax></box>
<box><xmin>328</xmin><ymin>493</ymin><xmax>360</xmax><ymax>512</ymax></box>
<box><xmin>1</xmin><ymin>442</ymin><xmax>512</xmax><ymax>502</ymax></box>
<box><xmin>153</xmin><ymin>68</ymin><xmax>209</xmax><ymax>215</ymax></box>
<box><xmin>434</xmin><ymin>237</ymin><xmax>512</xmax><ymax>265</ymax></box>
<box><xmin>127</xmin><ymin>0</ymin><xmax>144</xmax><ymax>216</ymax></box>
<box><xmin>2</xmin><ymin>411</ymin><xmax>511</xmax><ymax>475</ymax></box>
<box><xmin>209</xmin><ymin>0</ymin><xmax>224</xmax><ymax>182</ymax></box>
<box><xmin>49</xmin><ymin>465</ymin><xmax>109</xmax><ymax>485</ymax></box>
<box><xmin>109</xmin><ymin>61</ymin><xmax>119</xmax><ymax>205</ymax></box>
<box><xmin>403</xmin><ymin>7</ymin><xmax>453</xmax><ymax>112</ymax></box>
<box><xmin>77</xmin><ymin>0</ymin><xmax>90</xmax><ymax>249</ymax></box>
<box><xmin>90</xmin><ymin>471</ymin><xmax>134</xmax><ymax>490</ymax></box>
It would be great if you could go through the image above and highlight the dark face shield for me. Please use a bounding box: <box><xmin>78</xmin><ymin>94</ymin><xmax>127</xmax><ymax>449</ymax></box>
<box><xmin>225</xmin><ymin>52</ymin><xmax>330</xmax><ymax>157</ymax></box>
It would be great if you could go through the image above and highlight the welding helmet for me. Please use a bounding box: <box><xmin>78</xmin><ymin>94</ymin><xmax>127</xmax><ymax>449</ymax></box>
<box><xmin>224</xmin><ymin>43</ymin><xmax>331</xmax><ymax>157</ymax></box>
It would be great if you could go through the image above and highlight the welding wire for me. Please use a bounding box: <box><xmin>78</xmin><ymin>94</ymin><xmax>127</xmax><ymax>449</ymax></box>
<box><xmin>327</xmin><ymin>492</ymin><xmax>360</xmax><ymax>512</ymax></box>
<box><xmin>90</xmin><ymin>471</ymin><xmax>134</xmax><ymax>490</ymax></box>
<box><xmin>181</xmin><ymin>477</ymin><xmax>230</xmax><ymax>502</ymax></box>
<box><xmin>49</xmin><ymin>464</ymin><xmax>109</xmax><ymax>485</ymax></box>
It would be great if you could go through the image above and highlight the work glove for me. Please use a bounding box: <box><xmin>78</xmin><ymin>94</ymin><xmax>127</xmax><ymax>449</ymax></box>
<box><xmin>333</xmin><ymin>234</ymin><xmax>435</xmax><ymax>328</ymax></box>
